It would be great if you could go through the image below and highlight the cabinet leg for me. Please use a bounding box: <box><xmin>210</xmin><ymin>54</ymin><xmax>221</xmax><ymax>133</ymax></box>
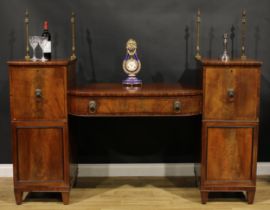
<box><xmin>61</xmin><ymin>192</ymin><xmax>70</xmax><ymax>205</ymax></box>
<box><xmin>200</xmin><ymin>191</ymin><xmax>208</xmax><ymax>204</ymax></box>
<box><xmin>14</xmin><ymin>190</ymin><xmax>23</xmax><ymax>205</ymax></box>
<box><xmin>247</xmin><ymin>191</ymin><xmax>255</xmax><ymax>204</ymax></box>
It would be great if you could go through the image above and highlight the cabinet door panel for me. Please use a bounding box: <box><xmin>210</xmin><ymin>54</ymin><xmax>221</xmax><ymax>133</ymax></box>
<box><xmin>206</xmin><ymin>127</ymin><xmax>253</xmax><ymax>181</ymax></box>
<box><xmin>10</xmin><ymin>67</ymin><xmax>66</xmax><ymax>120</ymax></box>
<box><xmin>204</xmin><ymin>67</ymin><xmax>259</xmax><ymax>120</ymax></box>
<box><xmin>16</xmin><ymin>127</ymin><xmax>64</xmax><ymax>182</ymax></box>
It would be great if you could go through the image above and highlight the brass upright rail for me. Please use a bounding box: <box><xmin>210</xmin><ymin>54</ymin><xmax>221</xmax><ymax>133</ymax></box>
<box><xmin>24</xmin><ymin>10</ymin><xmax>30</xmax><ymax>61</ymax></box>
<box><xmin>240</xmin><ymin>9</ymin><xmax>247</xmax><ymax>60</ymax></box>
<box><xmin>70</xmin><ymin>12</ymin><xmax>76</xmax><ymax>60</ymax></box>
<box><xmin>195</xmin><ymin>9</ymin><xmax>201</xmax><ymax>60</ymax></box>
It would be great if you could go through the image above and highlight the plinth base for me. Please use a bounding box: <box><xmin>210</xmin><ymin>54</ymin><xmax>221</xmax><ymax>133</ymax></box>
<box><xmin>122</xmin><ymin>76</ymin><xmax>142</xmax><ymax>90</ymax></box>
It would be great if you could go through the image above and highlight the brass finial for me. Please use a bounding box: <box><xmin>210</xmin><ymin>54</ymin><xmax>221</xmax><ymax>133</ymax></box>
<box><xmin>126</xmin><ymin>39</ymin><xmax>137</xmax><ymax>56</ymax></box>
<box><xmin>240</xmin><ymin>9</ymin><xmax>247</xmax><ymax>60</ymax></box>
<box><xmin>195</xmin><ymin>9</ymin><xmax>201</xmax><ymax>60</ymax></box>
<box><xmin>70</xmin><ymin>12</ymin><xmax>76</xmax><ymax>60</ymax></box>
<box><xmin>24</xmin><ymin>9</ymin><xmax>30</xmax><ymax>60</ymax></box>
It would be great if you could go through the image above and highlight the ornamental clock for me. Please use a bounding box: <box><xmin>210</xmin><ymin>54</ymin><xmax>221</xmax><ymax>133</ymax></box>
<box><xmin>122</xmin><ymin>39</ymin><xmax>142</xmax><ymax>88</ymax></box>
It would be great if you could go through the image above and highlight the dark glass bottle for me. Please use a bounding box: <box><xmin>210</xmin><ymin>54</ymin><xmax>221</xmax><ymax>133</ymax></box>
<box><xmin>41</xmin><ymin>21</ymin><xmax>51</xmax><ymax>60</ymax></box>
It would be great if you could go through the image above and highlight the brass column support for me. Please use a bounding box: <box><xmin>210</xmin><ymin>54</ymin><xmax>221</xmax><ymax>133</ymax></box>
<box><xmin>195</xmin><ymin>9</ymin><xmax>201</xmax><ymax>60</ymax></box>
<box><xmin>70</xmin><ymin>12</ymin><xmax>76</xmax><ymax>60</ymax></box>
<box><xmin>240</xmin><ymin>9</ymin><xmax>247</xmax><ymax>60</ymax></box>
<box><xmin>24</xmin><ymin>9</ymin><xmax>30</xmax><ymax>61</ymax></box>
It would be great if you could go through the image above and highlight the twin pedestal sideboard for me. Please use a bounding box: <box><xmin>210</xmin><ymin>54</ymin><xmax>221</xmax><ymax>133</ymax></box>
<box><xmin>8</xmin><ymin>59</ymin><xmax>261</xmax><ymax>205</ymax></box>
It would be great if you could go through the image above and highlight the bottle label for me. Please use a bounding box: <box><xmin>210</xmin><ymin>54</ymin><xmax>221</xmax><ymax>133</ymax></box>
<box><xmin>43</xmin><ymin>41</ymin><xmax>51</xmax><ymax>53</ymax></box>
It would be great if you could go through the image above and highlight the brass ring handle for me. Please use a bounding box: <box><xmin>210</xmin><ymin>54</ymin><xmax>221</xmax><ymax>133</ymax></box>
<box><xmin>35</xmin><ymin>88</ymin><xmax>42</xmax><ymax>98</ymax></box>
<box><xmin>174</xmin><ymin>101</ymin><xmax>181</xmax><ymax>112</ymax></box>
<box><xmin>89</xmin><ymin>101</ymin><xmax>97</xmax><ymax>113</ymax></box>
<box><xmin>227</xmin><ymin>88</ymin><xmax>235</xmax><ymax>98</ymax></box>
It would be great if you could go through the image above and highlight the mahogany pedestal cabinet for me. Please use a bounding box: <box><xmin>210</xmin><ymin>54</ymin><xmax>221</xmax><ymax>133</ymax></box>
<box><xmin>8</xmin><ymin>60</ymin><xmax>77</xmax><ymax>205</ymax></box>
<box><xmin>198</xmin><ymin>59</ymin><xmax>261</xmax><ymax>204</ymax></box>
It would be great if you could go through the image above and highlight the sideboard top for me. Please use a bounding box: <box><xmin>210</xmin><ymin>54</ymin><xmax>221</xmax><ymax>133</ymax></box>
<box><xmin>7</xmin><ymin>59</ymin><xmax>76</xmax><ymax>66</ymax></box>
<box><xmin>200</xmin><ymin>59</ymin><xmax>262</xmax><ymax>67</ymax></box>
<box><xmin>68</xmin><ymin>83</ymin><xmax>202</xmax><ymax>97</ymax></box>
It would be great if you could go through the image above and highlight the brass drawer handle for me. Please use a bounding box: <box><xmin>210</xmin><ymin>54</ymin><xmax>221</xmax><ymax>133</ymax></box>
<box><xmin>227</xmin><ymin>88</ymin><xmax>235</xmax><ymax>101</ymax></box>
<box><xmin>89</xmin><ymin>101</ymin><xmax>97</xmax><ymax>113</ymax></box>
<box><xmin>35</xmin><ymin>88</ymin><xmax>42</xmax><ymax>98</ymax></box>
<box><xmin>174</xmin><ymin>101</ymin><xmax>181</xmax><ymax>112</ymax></box>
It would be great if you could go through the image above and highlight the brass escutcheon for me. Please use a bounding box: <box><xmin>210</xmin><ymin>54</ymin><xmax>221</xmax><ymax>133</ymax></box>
<box><xmin>35</xmin><ymin>88</ymin><xmax>42</xmax><ymax>98</ymax></box>
<box><xmin>227</xmin><ymin>88</ymin><xmax>235</xmax><ymax>98</ymax></box>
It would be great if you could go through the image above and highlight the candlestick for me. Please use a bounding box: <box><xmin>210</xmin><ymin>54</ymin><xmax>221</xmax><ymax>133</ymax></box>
<box><xmin>221</xmin><ymin>33</ymin><xmax>229</xmax><ymax>62</ymax></box>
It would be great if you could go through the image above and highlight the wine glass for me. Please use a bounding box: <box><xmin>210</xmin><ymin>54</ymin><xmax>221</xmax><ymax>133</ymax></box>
<box><xmin>38</xmin><ymin>36</ymin><xmax>48</xmax><ymax>62</ymax></box>
<box><xmin>29</xmin><ymin>36</ymin><xmax>39</xmax><ymax>61</ymax></box>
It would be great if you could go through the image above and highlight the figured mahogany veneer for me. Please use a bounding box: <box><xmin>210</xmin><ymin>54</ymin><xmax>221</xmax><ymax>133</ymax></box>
<box><xmin>203</xmin><ymin>60</ymin><xmax>260</xmax><ymax>120</ymax></box>
<box><xmin>198</xmin><ymin>59</ymin><xmax>262</xmax><ymax>204</ymax></box>
<box><xmin>68</xmin><ymin>83</ymin><xmax>202</xmax><ymax>116</ymax></box>
<box><xmin>10</xmin><ymin>65</ymin><xmax>67</xmax><ymax>120</ymax></box>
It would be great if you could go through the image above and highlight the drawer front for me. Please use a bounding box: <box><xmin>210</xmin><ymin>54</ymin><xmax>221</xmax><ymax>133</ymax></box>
<box><xmin>10</xmin><ymin>67</ymin><xmax>66</xmax><ymax>120</ymax></box>
<box><xmin>69</xmin><ymin>96</ymin><xmax>202</xmax><ymax>116</ymax></box>
<box><xmin>203</xmin><ymin>67</ymin><xmax>260</xmax><ymax>120</ymax></box>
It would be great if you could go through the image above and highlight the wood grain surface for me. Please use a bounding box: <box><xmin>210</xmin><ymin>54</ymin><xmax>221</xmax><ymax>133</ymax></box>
<box><xmin>1</xmin><ymin>177</ymin><xmax>270</xmax><ymax>209</ymax></box>
<box><xmin>199</xmin><ymin>59</ymin><xmax>261</xmax><ymax>204</ymax></box>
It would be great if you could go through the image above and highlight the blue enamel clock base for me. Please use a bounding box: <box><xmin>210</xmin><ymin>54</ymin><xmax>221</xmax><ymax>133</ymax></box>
<box><xmin>122</xmin><ymin>76</ymin><xmax>142</xmax><ymax>89</ymax></box>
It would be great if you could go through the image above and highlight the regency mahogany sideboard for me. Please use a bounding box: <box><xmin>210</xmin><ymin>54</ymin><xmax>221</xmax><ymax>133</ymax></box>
<box><xmin>8</xmin><ymin>59</ymin><xmax>261</xmax><ymax>204</ymax></box>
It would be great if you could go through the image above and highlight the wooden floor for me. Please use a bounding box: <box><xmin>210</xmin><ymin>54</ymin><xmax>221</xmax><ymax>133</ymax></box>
<box><xmin>1</xmin><ymin>176</ymin><xmax>270</xmax><ymax>210</ymax></box>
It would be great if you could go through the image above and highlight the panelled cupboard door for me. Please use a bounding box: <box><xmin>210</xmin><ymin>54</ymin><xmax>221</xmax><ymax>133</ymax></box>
<box><xmin>9</xmin><ymin>66</ymin><xmax>67</xmax><ymax>120</ymax></box>
<box><xmin>13</xmin><ymin>125</ymin><xmax>66</xmax><ymax>185</ymax></box>
<box><xmin>205</xmin><ymin>126</ymin><xmax>255</xmax><ymax>183</ymax></box>
<box><xmin>203</xmin><ymin>67</ymin><xmax>260</xmax><ymax>120</ymax></box>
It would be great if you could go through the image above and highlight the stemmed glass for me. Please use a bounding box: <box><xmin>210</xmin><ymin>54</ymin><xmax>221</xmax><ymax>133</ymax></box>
<box><xmin>38</xmin><ymin>36</ymin><xmax>48</xmax><ymax>62</ymax></box>
<box><xmin>29</xmin><ymin>36</ymin><xmax>39</xmax><ymax>61</ymax></box>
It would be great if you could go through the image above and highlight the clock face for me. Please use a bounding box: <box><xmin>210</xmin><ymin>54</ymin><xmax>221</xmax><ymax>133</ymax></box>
<box><xmin>126</xmin><ymin>59</ymin><xmax>138</xmax><ymax>72</ymax></box>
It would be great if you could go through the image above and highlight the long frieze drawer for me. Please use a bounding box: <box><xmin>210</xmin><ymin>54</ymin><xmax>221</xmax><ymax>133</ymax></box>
<box><xmin>69</xmin><ymin>95</ymin><xmax>202</xmax><ymax>116</ymax></box>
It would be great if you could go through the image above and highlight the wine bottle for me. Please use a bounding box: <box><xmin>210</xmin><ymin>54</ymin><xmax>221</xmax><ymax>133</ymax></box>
<box><xmin>41</xmin><ymin>21</ymin><xmax>52</xmax><ymax>60</ymax></box>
